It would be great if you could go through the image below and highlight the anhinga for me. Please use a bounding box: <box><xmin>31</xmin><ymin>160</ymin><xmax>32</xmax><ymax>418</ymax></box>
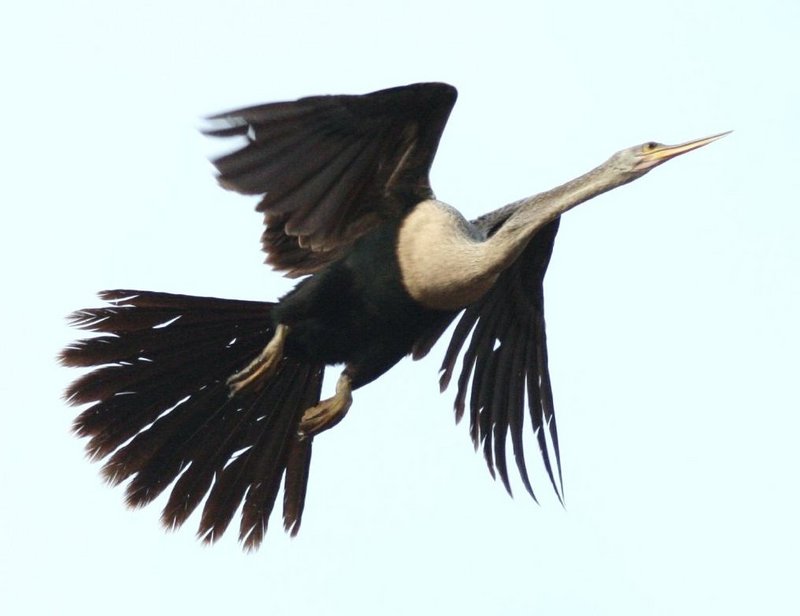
<box><xmin>61</xmin><ymin>82</ymin><xmax>727</xmax><ymax>549</ymax></box>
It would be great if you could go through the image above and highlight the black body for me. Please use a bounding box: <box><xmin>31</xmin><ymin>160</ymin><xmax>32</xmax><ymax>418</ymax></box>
<box><xmin>274</xmin><ymin>218</ymin><xmax>453</xmax><ymax>389</ymax></box>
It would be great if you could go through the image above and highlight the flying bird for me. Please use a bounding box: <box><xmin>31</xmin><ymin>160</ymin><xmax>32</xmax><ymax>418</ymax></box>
<box><xmin>61</xmin><ymin>82</ymin><xmax>727</xmax><ymax>549</ymax></box>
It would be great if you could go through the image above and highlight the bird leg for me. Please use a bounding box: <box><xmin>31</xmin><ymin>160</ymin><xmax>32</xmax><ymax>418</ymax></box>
<box><xmin>227</xmin><ymin>324</ymin><xmax>289</xmax><ymax>396</ymax></box>
<box><xmin>298</xmin><ymin>373</ymin><xmax>352</xmax><ymax>438</ymax></box>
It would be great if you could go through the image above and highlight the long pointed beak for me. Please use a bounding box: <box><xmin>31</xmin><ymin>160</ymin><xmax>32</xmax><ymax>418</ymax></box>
<box><xmin>636</xmin><ymin>131</ymin><xmax>732</xmax><ymax>170</ymax></box>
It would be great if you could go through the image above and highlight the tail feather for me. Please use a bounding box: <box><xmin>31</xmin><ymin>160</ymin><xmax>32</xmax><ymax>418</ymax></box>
<box><xmin>61</xmin><ymin>289</ymin><xmax>324</xmax><ymax>549</ymax></box>
<box><xmin>238</xmin><ymin>362</ymin><xmax>321</xmax><ymax>549</ymax></box>
<box><xmin>282</xmin><ymin>438</ymin><xmax>313</xmax><ymax>536</ymax></box>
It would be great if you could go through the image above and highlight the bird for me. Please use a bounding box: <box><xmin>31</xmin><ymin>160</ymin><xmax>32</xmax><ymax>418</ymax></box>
<box><xmin>61</xmin><ymin>82</ymin><xmax>728</xmax><ymax>550</ymax></box>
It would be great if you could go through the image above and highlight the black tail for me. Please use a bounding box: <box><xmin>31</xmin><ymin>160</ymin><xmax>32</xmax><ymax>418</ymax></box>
<box><xmin>60</xmin><ymin>290</ymin><xmax>324</xmax><ymax>550</ymax></box>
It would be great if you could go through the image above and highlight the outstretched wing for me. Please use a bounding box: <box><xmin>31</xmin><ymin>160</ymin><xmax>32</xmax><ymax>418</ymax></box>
<box><xmin>205</xmin><ymin>82</ymin><xmax>458</xmax><ymax>277</ymax></box>
<box><xmin>438</xmin><ymin>216</ymin><xmax>563</xmax><ymax>502</ymax></box>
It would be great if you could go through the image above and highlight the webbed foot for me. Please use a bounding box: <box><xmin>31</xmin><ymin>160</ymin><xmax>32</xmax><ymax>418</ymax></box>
<box><xmin>298</xmin><ymin>374</ymin><xmax>352</xmax><ymax>438</ymax></box>
<box><xmin>227</xmin><ymin>324</ymin><xmax>289</xmax><ymax>396</ymax></box>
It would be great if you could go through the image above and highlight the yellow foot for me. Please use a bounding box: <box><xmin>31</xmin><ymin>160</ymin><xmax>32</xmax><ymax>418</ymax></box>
<box><xmin>298</xmin><ymin>374</ymin><xmax>352</xmax><ymax>438</ymax></box>
<box><xmin>227</xmin><ymin>324</ymin><xmax>289</xmax><ymax>396</ymax></box>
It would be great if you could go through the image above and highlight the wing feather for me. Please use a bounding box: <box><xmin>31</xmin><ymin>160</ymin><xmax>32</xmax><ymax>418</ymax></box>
<box><xmin>439</xmin><ymin>218</ymin><xmax>563</xmax><ymax>501</ymax></box>
<box><xmin>205</xmin><ymin>82</ymin><xmax>458</xmax><ymax>274</ymax></box>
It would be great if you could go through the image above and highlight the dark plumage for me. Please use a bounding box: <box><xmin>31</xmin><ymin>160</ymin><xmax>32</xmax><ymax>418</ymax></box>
<box><xmin>63</xmin><ymin>291</ymin><xmax>322</xmax><ymax>547</ymax></box>
<box><xmin>61</xmin><ymin>83</ymin><xmax>727</xmax><ymax>549</ymax></box>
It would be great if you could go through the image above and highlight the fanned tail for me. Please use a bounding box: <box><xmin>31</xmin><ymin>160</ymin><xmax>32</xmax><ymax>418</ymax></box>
<box><xmin>60</xmin><ymin>289</ymin><xmax>323</xmax><ymax>550</ymax></box>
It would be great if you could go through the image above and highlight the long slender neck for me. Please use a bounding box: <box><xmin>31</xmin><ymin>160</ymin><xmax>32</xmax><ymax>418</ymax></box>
<box><xmin>395</xmin><ymin>160</ymin><xmax>636</xmax><ymax>312</ymax></box>
<box><xmin>482</xmin><ymin>162</ymin><xmax>631</xmax><ymax>275</ymax></box>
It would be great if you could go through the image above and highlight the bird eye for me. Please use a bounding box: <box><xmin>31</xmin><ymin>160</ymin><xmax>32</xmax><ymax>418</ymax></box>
<box><xmin>644</xmin><ymin>141</ymin><xmax>659</xmax><ymax>151</ymax></box>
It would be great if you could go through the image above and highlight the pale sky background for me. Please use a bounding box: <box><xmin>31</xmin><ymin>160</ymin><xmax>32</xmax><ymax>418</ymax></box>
<box><xmin>2</xmin><ymin>1</ymin><xmax>799</xmax><ymax>614</ymax></box>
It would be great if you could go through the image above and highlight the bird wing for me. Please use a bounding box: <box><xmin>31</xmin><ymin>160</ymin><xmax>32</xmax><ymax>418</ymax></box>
<box><xmin>205</xmin><ymin>82</ymin><xmax>458</xmax><ymax>277</ymax></box>
<box><xmin>438</xmin><ymin>216</ymin><xmax>563</xmax><ymax>502</ymax></box>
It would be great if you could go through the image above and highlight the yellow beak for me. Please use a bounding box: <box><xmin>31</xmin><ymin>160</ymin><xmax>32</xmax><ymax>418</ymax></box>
<box><xmin>635</xmin><ymin>131</ymin><xmax>731</xmax><ymax>170</ymax></box>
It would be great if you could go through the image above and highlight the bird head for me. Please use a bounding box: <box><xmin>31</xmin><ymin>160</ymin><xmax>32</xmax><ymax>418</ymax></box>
<box><xmin>610</xmin><ymin>131</ymin><xmax>731</xmax><ymax>177</ymax></box>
